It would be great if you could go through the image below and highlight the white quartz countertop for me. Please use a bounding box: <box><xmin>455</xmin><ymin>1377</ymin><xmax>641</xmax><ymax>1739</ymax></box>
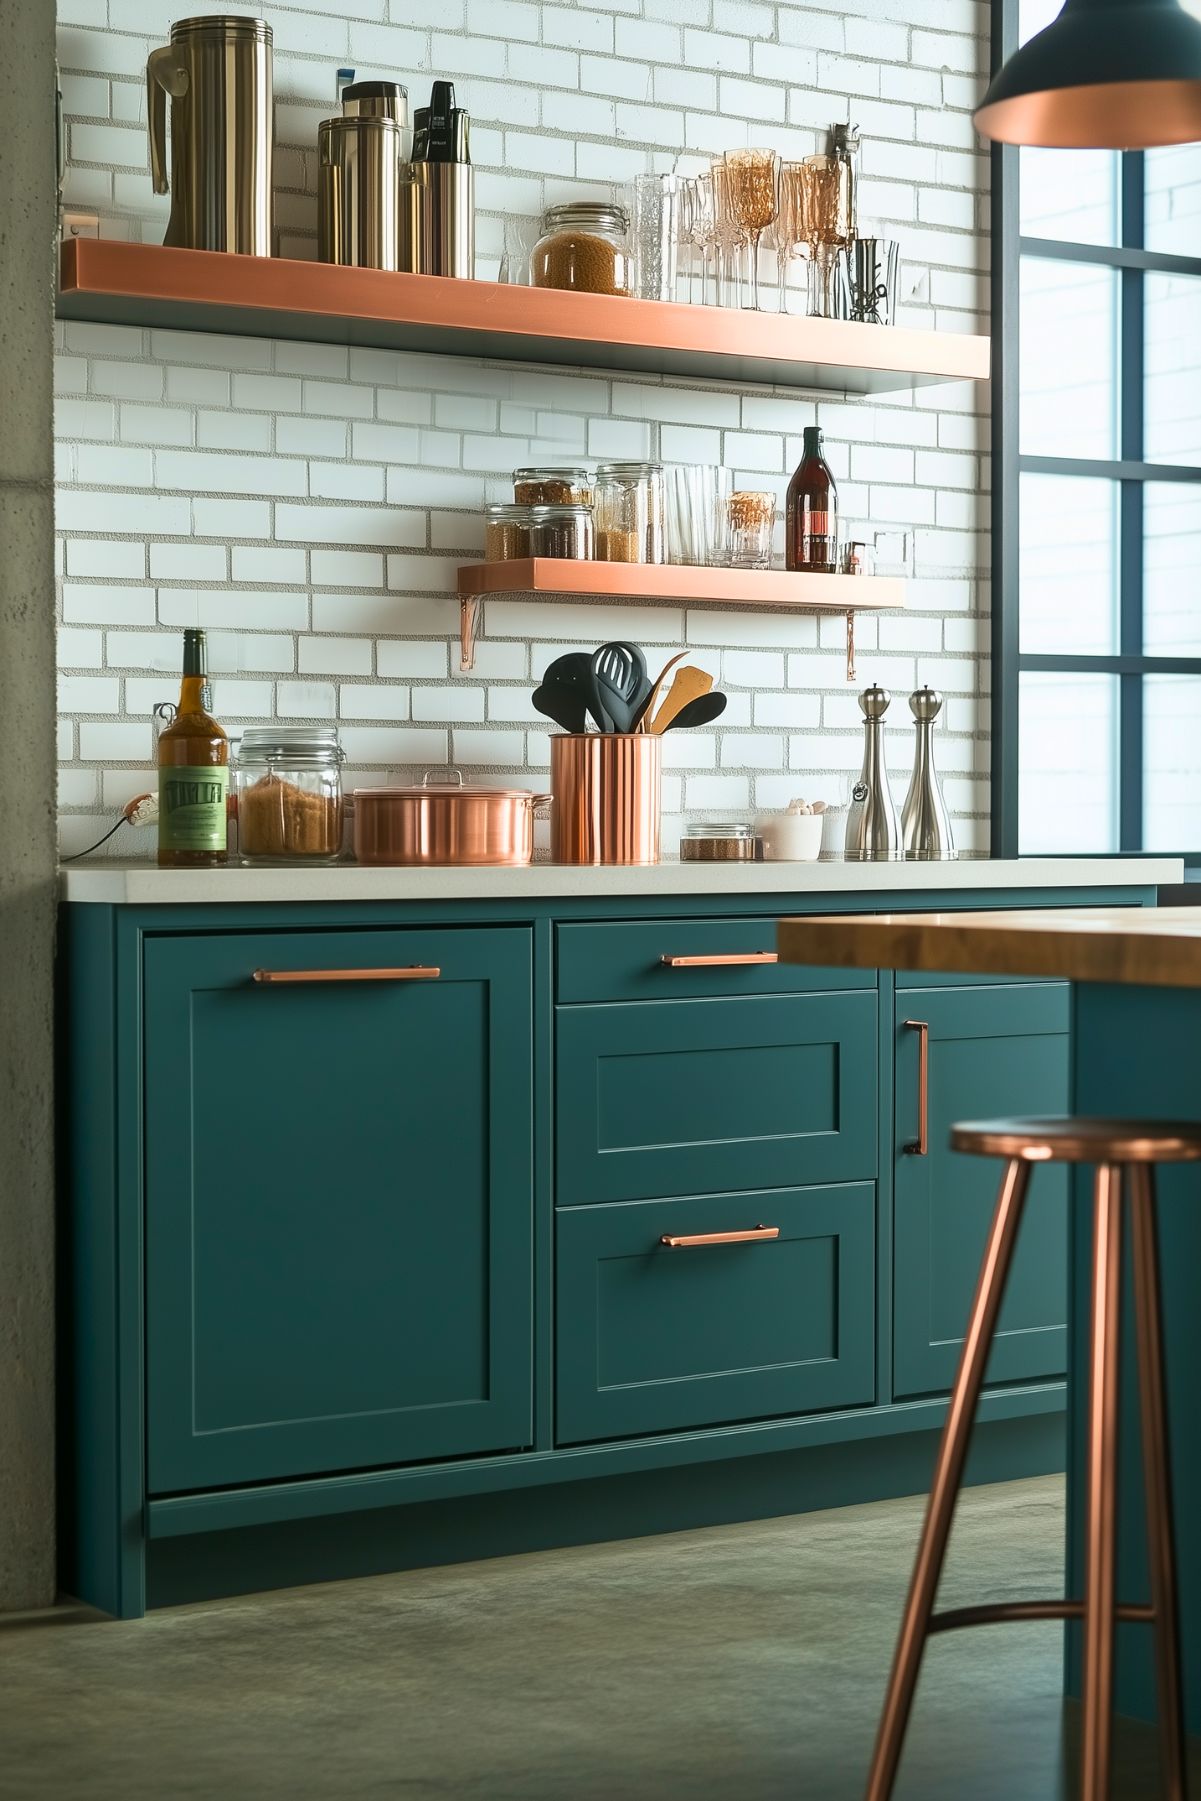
<box><xmin>60</xmin><ymin>856</ymin><xmax>1182</xmax><ymax>905</ymax></box>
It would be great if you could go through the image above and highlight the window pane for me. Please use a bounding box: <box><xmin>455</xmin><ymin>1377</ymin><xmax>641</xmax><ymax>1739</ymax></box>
<box><xmin>1146</xmin><ymin>145</ymin><xmax>1201</xmax><ymax>258</ymax></box>
<box><xmin>1019</xmin><ymin>673</ymin><xmax>1118</xmax><ymax>853</ymax></box>
<box><xmin>1020</xmin><ymin>261</ymin><xmax>1119</xmax><ymax>458</ymax></box>
<box><xmin>1019</xmin><ymin>475</ymin><xmax>1118</xmax><ymax>654</ymax></box>
<box><xmin>1144</xmin><ymin>676</ymin><xmax>1201</xmax><ymax>849</ymax></box>
<box><xmin>1020</xmin><ymin>148</ymin><xmax>1118</xmax><ymax>246</ymax></box>
<box><xmin>1144</xmin><ymin>483</ymin><xmax>1201</xmax><ymax>653</ymax></box>
<box><xmin>1019</xmin><ymin>0</ymin><xmax>1062</xmax><ymax>40</ymax></box>
<box><xmin>1145</xmin><ymin>274</ymin><xmax>1201</xmax><ymax>468</ymax></box>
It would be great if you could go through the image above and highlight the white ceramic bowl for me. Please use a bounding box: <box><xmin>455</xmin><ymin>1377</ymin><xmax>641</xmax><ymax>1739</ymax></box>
<box><xmin>757</xmin><ymin>811</ymin><xmax>825</xmax><ymax>862</ymax></box>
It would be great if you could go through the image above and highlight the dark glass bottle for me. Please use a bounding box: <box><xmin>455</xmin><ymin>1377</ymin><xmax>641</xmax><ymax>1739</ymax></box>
<box><xmin>157</xmin><ymin>629</ymin><xmax>229</xmax><ymax>869</ymax></box>
<box><xmin>786</xmin><ymin>425</ymin><xmax>838</xmax><ymax>573</ymax></box>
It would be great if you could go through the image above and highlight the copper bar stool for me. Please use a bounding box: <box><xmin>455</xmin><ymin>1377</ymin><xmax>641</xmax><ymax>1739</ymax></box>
<box><xmin>865</xmin><ymin>1115</ymin><xmax>1201</xmax><ymax>1801</ymax></box>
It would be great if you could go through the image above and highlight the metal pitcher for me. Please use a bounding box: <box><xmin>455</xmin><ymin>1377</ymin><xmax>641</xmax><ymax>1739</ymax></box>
<box><xmin>147</xmin><ymin>16</ymin><xmax>273</xmax><ymax>256</ymax></box>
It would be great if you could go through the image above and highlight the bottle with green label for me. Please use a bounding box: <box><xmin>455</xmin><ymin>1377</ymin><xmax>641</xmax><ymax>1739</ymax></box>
<box><xmin>157</xmin><ymin>628</ymin><xmax>229</xmax><ymax>868</ymax></box>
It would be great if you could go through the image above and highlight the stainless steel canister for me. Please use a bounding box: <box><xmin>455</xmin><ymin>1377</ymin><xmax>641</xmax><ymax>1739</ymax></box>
<box><xmin>317</xmin><ymin>115</ymin><xmax>404</xmax><ymax>269</ymax></box>
<box><xmin>414</xmin><ymin>160</ymin><xmax>475</xmax><ymax>279</ymax></box>
<box><xmin>340</xmin><ymin>79</ymin><xmax>411</xmax><ymax>159</ymax></box>
<box><xmin>147</xmin><ymin>15</ymin><xmax>273</xmax><ymax>255</ymax></box>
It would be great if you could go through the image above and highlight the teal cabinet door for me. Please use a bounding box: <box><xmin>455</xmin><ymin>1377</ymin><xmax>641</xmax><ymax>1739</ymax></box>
<box><xmin>556</xmin><ymin>1184</ymin><xmax>876</xmax><ymax>1444</ymax></box>
<box><xmin>556</xmin><ymin>991</ymin><xmax>877</xmax><ymax>1205</ymax></box>
<box><xmin>893</xmin><ymin>982</ymin><xmax>1070</xmax><ymax>1401</ymax></box>
<box><xmin>144</xmin><ymin>927</ymin><xmax>533</xmax><ymax>1492</ymax></box>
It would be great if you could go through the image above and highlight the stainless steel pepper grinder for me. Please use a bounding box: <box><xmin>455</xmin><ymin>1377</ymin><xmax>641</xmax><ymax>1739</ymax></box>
<box><xmin>844</xmin><ymin>685</ymin><xmax>901</xmax><ymax>860</ymax></box>
<box><xmin>901</xmin><ymin>686</ymin><xmax>957</xmax><ymax>861</ymax></box>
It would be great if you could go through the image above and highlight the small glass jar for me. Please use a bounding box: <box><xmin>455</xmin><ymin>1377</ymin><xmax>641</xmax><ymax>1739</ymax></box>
<box><xmin>530</xmin><ymin>203</ymin><xmax>632</xmax><ymax>296</ymax></box>
<box><xmin>234</xmin><ymin>726</ymin><xmax>345</xmax><ymax>865</ymax></box>
<box><xmin>484</xmin><ymin>502</ymin><xmax>532</xmax><ymax>560</ymax></box>
<box><xmin>593</xmin><ymin>461</ymin><xmax>666</xmax><ymax>564</ymax></box>
<box><xmin>526</xmin><ymin>503</ymin><xmax>594</xmax><ymax>559</ymax></box>
<box><xmin>680</xmin><ymin>820</ymin><xmax>758</xmax><ymax>862</ymax></box>
<box><xmin>513</xmin><ymin>465</ymin><xmax>591</xmax><ymax>507</ymax></box>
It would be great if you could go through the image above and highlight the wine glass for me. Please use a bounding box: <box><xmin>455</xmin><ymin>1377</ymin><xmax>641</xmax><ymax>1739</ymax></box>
<box><xmin>688</xmin><ymin>170</ymin><xmax>721</xmax><ymax>306</ymax></box>
<box><xmin>720</xmin><ymin>148</ymin><xmax>779</xmax><ymax>310</ymax></box>
<box><xmin>798</xmin><ymin>153</ymin><xmax>850</xmax><ymax>317</ymax></box>
<box><xmin>773</xmin><ymin>160</ymin><xmax>809</xmax><ymax>315</ymax></box>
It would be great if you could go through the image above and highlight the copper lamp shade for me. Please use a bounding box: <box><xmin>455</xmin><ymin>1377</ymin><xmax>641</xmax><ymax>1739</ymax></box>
<box><xmin>975</xmin><ymin>0</ymin><xmax>1201</xmax><ymax>148</ymax></box>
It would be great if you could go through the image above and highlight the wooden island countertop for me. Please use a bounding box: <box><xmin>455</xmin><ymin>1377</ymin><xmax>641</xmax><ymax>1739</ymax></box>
<box><xmin>778</xmin><ymin>904</ymin><xmax>1201</xmax><ymax>988</ymax></box>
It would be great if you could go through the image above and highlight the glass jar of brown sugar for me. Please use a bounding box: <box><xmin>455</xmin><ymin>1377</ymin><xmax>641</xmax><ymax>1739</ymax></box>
<box><xmin>530</xmin><ymin>203</ymin><xmax>632</xmax><ymax>296</ymax></box>
<box><xmin>484</xmin><ymin>503</ymin><xmax>533</xmax><ymax>560</ymax></box>
<box><xmin>234</xmin><ymin>727</ymin><xmax>345</xmax><ymax>864</ymax></box>
<box><xmin>526</xmin><ymin>503</ymin><xmax>595</xmax><ymax>559</ymax></box>
<box><xmin>593</xmin><ymin>461</ymin><xmax>666</xmax><ymax>563</ymax></box>
<box><xmin>513</xmin><ymin>465</ymin><xmax>591</xmax><ymax>506</ymax></box>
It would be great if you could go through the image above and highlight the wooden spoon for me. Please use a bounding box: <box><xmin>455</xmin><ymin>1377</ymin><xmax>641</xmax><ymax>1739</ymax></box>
<box><xmin>648</xmin><ymin>666</ymin><xmax>714</xmax><ymax>733</ymax></box>
<box><xmin>633</xmin><ymin>651</ymin><xmax>689</xmax><ymax>732</ymax></box>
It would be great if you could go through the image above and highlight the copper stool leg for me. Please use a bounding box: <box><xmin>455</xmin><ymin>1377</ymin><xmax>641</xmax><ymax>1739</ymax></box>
<box><xmin>1130</xmin><ymin>1165</ymin><xmax>1187</xmax><ymax>1801</ymax></box>
<box><xmin>864</xmin><ymin>1155</ymin><xmax>1032</xmax><ymax>1801</ymax></box>
<box><xmin>1081</xmin><ymin>1164</ymin><xmax>1124</xmax><ymax>1801</ymax></box>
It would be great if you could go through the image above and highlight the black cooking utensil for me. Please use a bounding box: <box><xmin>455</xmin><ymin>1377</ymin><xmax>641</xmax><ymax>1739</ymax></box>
<box><xmin>658</xmin><ymin>690</ymin><xmax>728</xmax><ymax>731</ymax></box>
<box><xmin>533</xmin><ymin>679</ymin><xmax>590</xmax><ymax>734</ymax></box>
<box><xmin>541</xmin><ymin>651</ymin><xmax>610</xmax><ymax>731</ymax></box>
<box><xmin>589</xmin><ymin>641</ymin><xmax>647</xmax><ymax>734</ymax></box>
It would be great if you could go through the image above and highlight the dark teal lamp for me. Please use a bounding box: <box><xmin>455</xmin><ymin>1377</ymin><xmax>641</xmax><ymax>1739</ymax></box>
<box><xmin>975</xmin><ymin>0</ymin><xmax>1201</xmax><ymax>147</ymax></box>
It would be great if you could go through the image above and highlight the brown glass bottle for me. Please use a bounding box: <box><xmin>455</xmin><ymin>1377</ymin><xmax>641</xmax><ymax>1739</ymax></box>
<box><xmin>786</xmin><ymin>425</ymin><xmax>838</xmax><ymax>573</ymax></box>
<box><xmin>157</xmin><ymin>629</ymin><xmax>229</xmax><ymax>868</ymax></box>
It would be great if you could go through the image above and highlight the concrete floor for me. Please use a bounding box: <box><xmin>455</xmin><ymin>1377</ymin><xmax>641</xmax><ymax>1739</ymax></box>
<box><xmin>1</xmin><ymin>1474</ymin><xmax>1192</xmax><ymax>1799</ymax></box>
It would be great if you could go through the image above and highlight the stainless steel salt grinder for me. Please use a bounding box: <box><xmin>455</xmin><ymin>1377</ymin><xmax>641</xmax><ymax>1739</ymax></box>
<box><xmin>901</xmin><ymin>686</ymin><xmax>957</xmax><ymax>861</ymax></box>
<box><xmin>845</xmin><ymin>685</ymin><xmax>901</xmax><ymax>860</ymax></box>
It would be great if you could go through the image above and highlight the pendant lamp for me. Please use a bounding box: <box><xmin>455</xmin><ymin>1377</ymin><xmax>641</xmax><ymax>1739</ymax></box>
<box><xmin>974</xmin><ymin>0</ymin><xmax>1201</xmax><ymax>148</ymax></box>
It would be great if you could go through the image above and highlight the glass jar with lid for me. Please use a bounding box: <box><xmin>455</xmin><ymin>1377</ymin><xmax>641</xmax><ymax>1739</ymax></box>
<box><xmin>593</xmin><ymin>461</ymin><xmax>666</xmax><ymax>563</ymax></box>
<box><xmin>530</xmin><ymin>203</ymin><xmax>632</xmax><ymax>296</ymax></box>
<box><xmin>512</xmin><ymin>464</ymin><xmax>591</xmax><ymax>506</ymax></box>
<box><xmin>233</xmin><ymin>726</ymin><xmax>345</xmax><ymax>864</ymax></box>
<box><xmin>484</xmin><ymin>502</ymin><xmax>532</xmax><ymax>560</ymax></box>
<box><xmin>526</xmin><ymin>504</ymin><xmax>594</xmax><ymax>559</ymax></box>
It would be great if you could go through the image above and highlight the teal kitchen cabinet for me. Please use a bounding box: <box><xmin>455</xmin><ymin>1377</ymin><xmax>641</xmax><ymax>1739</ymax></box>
<box><xmin>892</xmin><ymin>982</ymin><xmax>1071</xmax><ymax>1401</ymax></box>
<box><xmin>556</xmin><ymin>1183</ymin><xmax>876</xmax><ymax>1443</ymax></box>
<box><xmin>556</xmin><ymin>990</ymin><xmax>878</xmax><ymax>1206</ymax></box>
<box><xmin>143</xmin><ymin>926</ymin><xmax>534</xmax><ymax>1492</ymax></box>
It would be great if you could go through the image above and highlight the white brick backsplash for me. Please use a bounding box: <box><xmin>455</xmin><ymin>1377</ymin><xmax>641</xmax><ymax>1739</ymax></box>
<box><xmin>55</xmin><ymin>0</ymin><xmax>990</xmax><ymax>852</ymax></box>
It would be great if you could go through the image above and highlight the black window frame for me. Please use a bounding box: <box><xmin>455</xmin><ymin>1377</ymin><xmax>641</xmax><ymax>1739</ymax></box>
<box><xmin>991</xmin><ymin>0</ymin><xmax>1201</xmax><ymax>862</ymax></box>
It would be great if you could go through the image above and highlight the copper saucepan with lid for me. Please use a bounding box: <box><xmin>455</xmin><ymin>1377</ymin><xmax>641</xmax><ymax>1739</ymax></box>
<box><xmin>353</xmin><ymin>770</ymin><xmax>552</xmax><ymax>866</ymax></box>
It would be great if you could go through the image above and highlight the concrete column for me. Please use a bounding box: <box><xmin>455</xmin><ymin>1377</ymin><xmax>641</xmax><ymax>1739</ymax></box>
<box><xmin>0</xmin><ymin>1</ymin><xmax>59</xmax><ymax>1609</ymax></box>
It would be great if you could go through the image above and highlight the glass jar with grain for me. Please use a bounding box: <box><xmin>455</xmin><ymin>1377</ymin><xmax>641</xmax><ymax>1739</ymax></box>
<box><xmin>593</xmin><ymin>461</ymin><xmax>666</xmax><ymax>563</ymax></box>
<box><xmin>484</xmin><ymin>502</ymin><xmax>533</xmax><ymax>560</ymax></box>
<box><xmin>530</xmin><ymin>203</ymin><xmax>632</xmax><ymax>296</ymax></box>
<box><xmin>526</xmin><ymin>503</ymin><xmax>594</xmax><ymax>559</ymax></box>
<box><xmin>512</xmin><ymin>465</ymin><xmax>591</xmax><ymax>506</ymax></box>
<box><xmin>234</xmin><ymin>726</ymin><xmax>345</xmax><ymax>864</ymax></box>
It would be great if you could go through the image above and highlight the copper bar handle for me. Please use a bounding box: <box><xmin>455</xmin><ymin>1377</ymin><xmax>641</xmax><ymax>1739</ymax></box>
<box><xmin>660</xmin><ymin>1225</ymin><xmax>780</xmax><ymax>1249</ymax></box>
<box><xmin>252</xmin><ymin>966</ymin><xmax>441</xmax><ymax>984</ymax></box>
<box><xmin>904</xmin><ymin>1019</ymin><xmax>929</xmax><ymax>1156</ymax></box>
<box><xmin>660</xmin><ymin>952</ymin><xmax>779</xmax><ymax>968</ymax></box>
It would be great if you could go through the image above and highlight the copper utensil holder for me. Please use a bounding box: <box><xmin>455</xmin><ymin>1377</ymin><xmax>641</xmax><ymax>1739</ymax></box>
<box><xmin>550</xmin><ymin>734</ymin><xmax>661</xmax><ymax>865</ymax></box>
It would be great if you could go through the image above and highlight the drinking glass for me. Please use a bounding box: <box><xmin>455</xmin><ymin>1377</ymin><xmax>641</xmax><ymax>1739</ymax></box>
<box><xmin>719</xmin><ymin>148</ymin><xmax>779</xmax><ymax>310</ymax></box>
<box><xmin>630</xmin><ymin>173</ymin><xmax>682</xmax><ymax>302</ymax></box>
<box><xmin>798</xmin><ymin>153</ymin><xmax>850</xmax><ymax>317</ymax></box>
<box><xmin>773</xmin><ymin>161</ymin><xmax>809</xmax><ymax>315</ymax></box>
<box><xmin>710</xmin><ymin>159</ymin><xmax>745</xmax><ymax>307</ymax></box>
<box><xmin>666</xmin><ymin>465</ymin><xmax>734</xmax><ymax>564</ymax></box>
<box><xmin>724</xmin><ymin>490</ymin><xmax>776</xmax><ymax>567</ymax></box>
<box><xmin>688</xmin><ymin>170</ymin><xmax>720</xmax><ymax>305</ymax></box>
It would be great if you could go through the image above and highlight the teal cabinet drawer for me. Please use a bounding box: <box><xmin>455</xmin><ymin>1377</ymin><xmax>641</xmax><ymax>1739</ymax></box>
<box><xmin>556</xmin><ymin>1185</ymin><xmax>876</xmax><ymax>1444</ymax></box>
<box><xmin>557</xmin><ymin>917</ymin><xmax>875</xmax><ymax>1004</ymax></box>
<box><xmin>144</xmin><ymin>926</ymin><xmax>534</xmax><ymax>1493</ymax></box>
<box><xmin>893</xmin><ymin>982</ymin><xmax>1070</xmax><ymax>1400</ymax></box>
<box><xmin>556</xmin><ymin>990</ymin><xmax>877</xmax><ymax>1205</ymax></box>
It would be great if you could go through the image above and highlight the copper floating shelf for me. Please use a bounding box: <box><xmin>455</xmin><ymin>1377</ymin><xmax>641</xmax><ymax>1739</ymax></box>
<box><xmin>456</xmin><ymin>559</ymin><xmax>905</xmax><ymax>671</ymax></box>
<box><xmin>58</xmin><ymin>240</ymin><xmax>989</xmax><ymax>396</ymax></box>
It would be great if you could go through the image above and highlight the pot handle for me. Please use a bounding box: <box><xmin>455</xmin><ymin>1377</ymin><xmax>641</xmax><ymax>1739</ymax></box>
<box><xmin>532</xmin><ymin>794</ymin><xmax>554</xmax><ymax>811</ymax></box>
<box><xmin>420</xmin><ymin>768</ymin><xmax>464</xmax><ymax>790</ymax></box>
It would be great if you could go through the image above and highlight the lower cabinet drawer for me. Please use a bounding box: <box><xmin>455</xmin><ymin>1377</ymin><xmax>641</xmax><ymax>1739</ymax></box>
<box><xmin>555</xmin><ymin>1184</ymin><xmax>876</xmax><ymax>1445</ymax></box>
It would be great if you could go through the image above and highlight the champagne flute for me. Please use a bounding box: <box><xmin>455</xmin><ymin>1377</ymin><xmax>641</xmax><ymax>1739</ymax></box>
<box><xmin>720</xmin><ymin>147</ymin><xmax>779</xmax><ymax>311</ymax></box>
<box><xmin>773</xmin><ymin>160</ymin><xmax>808</xmax><ymax>314</ymax></box>
<box><xmin>799</xmin><ymin>153</ymin><xmax>850</xmax><ymax>318</ymax></box>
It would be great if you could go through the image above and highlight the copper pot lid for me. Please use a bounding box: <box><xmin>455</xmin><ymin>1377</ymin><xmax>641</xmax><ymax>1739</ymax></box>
<box><xmin>353</xmin><ymin>771</ymin><xmax>547</xmax><ymax>803</ymax></box>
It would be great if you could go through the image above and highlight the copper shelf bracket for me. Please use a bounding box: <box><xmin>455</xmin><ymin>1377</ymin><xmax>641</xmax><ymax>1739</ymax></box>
<box><xmin>460</xmin><ymin>594</ymin><xmax>481</xmax><ymax>672</ymax></box>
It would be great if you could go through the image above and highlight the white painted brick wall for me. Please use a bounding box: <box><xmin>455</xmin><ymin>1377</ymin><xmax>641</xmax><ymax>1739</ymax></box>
<box><xmin>54</xmin><ymin>0</ymin><xmax>991</xmax><ymax>859</ymax></box>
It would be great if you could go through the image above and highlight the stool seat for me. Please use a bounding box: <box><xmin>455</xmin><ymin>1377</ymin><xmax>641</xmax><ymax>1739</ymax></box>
<box><xmin>950</xmin><ymin>1115</ymin><xmax>1201</xmax><ymax>1165</ymax></box>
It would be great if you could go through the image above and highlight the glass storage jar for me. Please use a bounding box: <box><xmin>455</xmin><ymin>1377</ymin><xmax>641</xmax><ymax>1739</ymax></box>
<box><xmin>484</xmin><ymin>502</ymin><xmax>533</xmax><ymax>560</ymax></box>
<box><xmin>512</xmin><ymin>465</ymin><xmax>591</xmax><ymax>506</ymax></box>
<box><xmin>530</xmin><ymin>203</ymin><xmax>632</xmax><ymax>296</ymax></box>
<box><xmin>234</xmin><ymin>726</ymin><xmax>345</xmax><ymax>864</ymax></box>
<box><xmin>593</xmin><ymin>460</ymin><xmax>666</xmax><ymax>563</ymax></box>
<box><xmin>680</xmin><ymin>820</ymin><xmax>758</xmax><ymax>862</ymax></box>
<box><xmin>526</xmin><ymin>503</ymin><xmax>595</xmax><ymax>559</ymax></box>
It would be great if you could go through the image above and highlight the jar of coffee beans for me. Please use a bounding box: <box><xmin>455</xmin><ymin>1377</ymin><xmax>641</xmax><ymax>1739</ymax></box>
<box><xmin>530</xmin><ymin>203</ymin><xmax>632</xmax><ymax>296</ymax></box>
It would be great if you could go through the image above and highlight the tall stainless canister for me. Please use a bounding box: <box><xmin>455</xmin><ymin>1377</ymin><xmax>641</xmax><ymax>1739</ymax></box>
<box><xmin>317</xmin><ymin>115</ymin><xmax>405</xmax><ymax>269</ymax></box>
<box><xmin>147</xmin><ymin>15</ymin><xmax>273</xmax><ymax>255</ymax></box>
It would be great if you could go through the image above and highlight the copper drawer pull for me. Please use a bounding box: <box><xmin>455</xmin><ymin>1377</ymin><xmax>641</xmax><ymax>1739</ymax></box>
<box><xmin>252</xmin><ymin>966</ymin><xmax>441</xmax><ymax>984</ymax></box>
<box><xmin>660</xmin><ymin>1225</ymin><xmax>780</xmax><ymax>1249</ymax></box>
<box><xmin>660</xmin><ymin>952</ymin><xmax>779</xmax><ymax>968</ymax></box>
<box><xmin>904</xmin><ymin>1019</ymin><xmax>929</xmax><ymax>1156</ymax></box>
